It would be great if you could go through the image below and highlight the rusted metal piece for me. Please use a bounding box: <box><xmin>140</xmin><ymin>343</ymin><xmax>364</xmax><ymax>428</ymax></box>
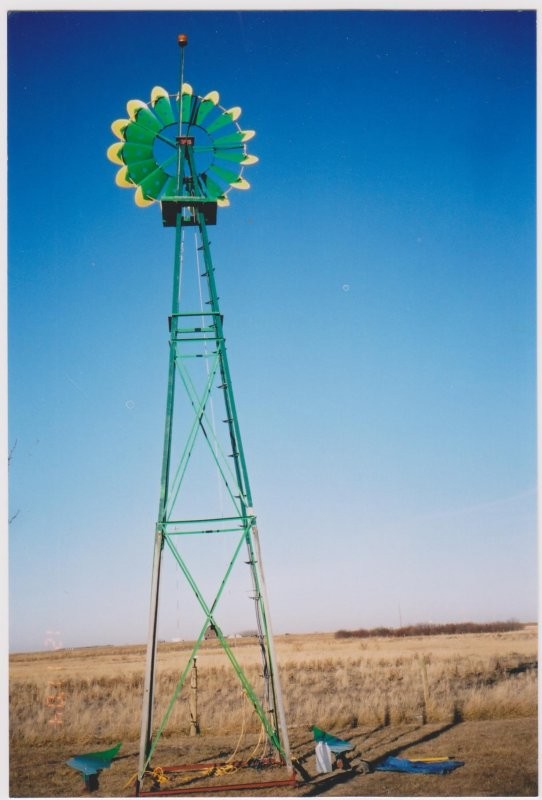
<box><xmin>138</xmin><ymin>776</ymin><xmax>298</xmax><ymax>796</ymax></box>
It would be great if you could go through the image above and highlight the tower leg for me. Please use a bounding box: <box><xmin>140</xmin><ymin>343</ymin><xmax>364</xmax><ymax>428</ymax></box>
<box><xmin>137</xmin><ymin>214</ymin><xmax>183</xmax><ymax>786</ymax></box>
<box><xmin>137</xmin><ymin>529</ymin><xmax>164</xmax><ymax>785</ymax></box>
<box><xmin>196</xmin><ymin>210</ymin><xmax>291</xmax><ymax>766</ymax></box>
<box><xmin>251</xmin><ymin>522</ymin><xmax>293</xmax><ymax>773</ymax></box>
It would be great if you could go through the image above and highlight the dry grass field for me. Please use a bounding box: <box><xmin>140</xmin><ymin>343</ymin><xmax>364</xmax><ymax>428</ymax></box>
<box><xmin>9</xmin><ymin>624</ymin><xmax>538</xmax><ymax>796</ymax></box>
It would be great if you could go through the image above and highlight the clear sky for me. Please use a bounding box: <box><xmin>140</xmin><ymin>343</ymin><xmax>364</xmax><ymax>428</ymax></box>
<box><xmin>6</xmin><ymin>8</ymin><xmax>537</xmax><ymax>652</ymax></box>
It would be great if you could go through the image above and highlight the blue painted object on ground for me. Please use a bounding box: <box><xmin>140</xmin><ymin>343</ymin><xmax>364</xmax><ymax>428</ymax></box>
<box><xmin>375</xmin><ymin>756</ymin><xmax>465</xmax><ymax>774</ymax></box>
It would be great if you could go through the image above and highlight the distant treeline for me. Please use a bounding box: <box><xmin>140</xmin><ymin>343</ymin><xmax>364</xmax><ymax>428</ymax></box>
<box><xmin>335</xmin><ymin>621</ymin><xmax>525</xmax><ymax>639</ymax></box>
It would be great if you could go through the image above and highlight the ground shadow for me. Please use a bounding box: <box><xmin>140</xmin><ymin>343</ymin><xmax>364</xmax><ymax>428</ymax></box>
<box><xmin>359</xmin><ymin>719</ymin><xmax>461</xmax><ymax>775</ymax></box>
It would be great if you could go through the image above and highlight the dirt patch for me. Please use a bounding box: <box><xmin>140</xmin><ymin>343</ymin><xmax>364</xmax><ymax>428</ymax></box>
<box><xmin>9</xmin><ymin>717</ymin><xmax>537</xmax><ymax>797</ymax></box>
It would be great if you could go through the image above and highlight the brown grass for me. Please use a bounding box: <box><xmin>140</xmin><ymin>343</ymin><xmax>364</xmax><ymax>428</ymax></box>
<box><xmin>9</xmin><ymin>626</ymin><xmax>537</xmax><ymax>750</ymax></box>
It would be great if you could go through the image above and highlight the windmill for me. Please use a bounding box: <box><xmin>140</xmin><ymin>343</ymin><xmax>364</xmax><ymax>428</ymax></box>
<box><xmin>107</xmin><ymin>35</ymin><xmax>294</xmax><ymax>795</ymax></box>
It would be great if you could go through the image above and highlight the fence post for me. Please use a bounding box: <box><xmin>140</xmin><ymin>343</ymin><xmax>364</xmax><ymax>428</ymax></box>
<box><xmin>189</xmin><ymin>658</ymin><xmax>199</xmax><ymax>735</ymax></box>
<box><xmin>417</xmin><ymin>653</ymin><xmax>430</xmax><ymax>723</ymax></box>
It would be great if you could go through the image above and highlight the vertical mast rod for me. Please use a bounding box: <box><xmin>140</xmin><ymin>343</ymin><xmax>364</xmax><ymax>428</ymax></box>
<box><xmin>175</xmin><ymin>33</ymin><xmax>188</xmax><ymax>194</ymax></box>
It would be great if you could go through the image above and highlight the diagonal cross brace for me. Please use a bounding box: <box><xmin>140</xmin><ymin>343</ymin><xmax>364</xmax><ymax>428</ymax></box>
<box><xmin>166</xmin><ymin>355</ymin><xmax>242</xmax><ymax>518</ymax></box>
<box><xmin>141</xmin><ymin>527</ymin><xmax>283</xmax><ymax>775</ymax></box>
<box><xmin>165</xmin><ymin>532</ymin><xmax>282</xmax><ymax>751</ymax></box>
<box><xmin>166</xmin><ymin>353</ymin><xmax>233</xmax><ymax>519</ymax></box>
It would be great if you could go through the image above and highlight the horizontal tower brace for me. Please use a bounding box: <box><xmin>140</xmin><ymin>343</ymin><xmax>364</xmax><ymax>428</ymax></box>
<box><xmin>164</xmin><ymin>516</ymin><xmax>248</xmax><ymax>525</ymax></box>
<box><xmin>175</xmin><ymin>326</ymin><xmax>216</xmax><ymax>334</ymax></box>
<box><xmin>164</xmin><ymin>527</ymin><xmax>244</xmax><ymax>535</ymax></box>
<box><xmin>173</xmin><ymin>336</ymin><xmax>224</xmax><ymax>343</ymax></box>
<box><xmin>171</xmin><ymin>311</ymin><xmax>222</xmax><ymax>318</ymax></box>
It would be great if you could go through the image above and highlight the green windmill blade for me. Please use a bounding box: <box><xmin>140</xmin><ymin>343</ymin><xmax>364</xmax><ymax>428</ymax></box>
<box><xmin>213</xmin><ymin>148</ymin><xmax>258</xmax><ymax>165</ymax></box>
<box><xmin>179</xmin><ymin>82</ymin><xmax>196</xmax><ymax>125</ymax></box>
<box><xmin>202</xmin><ymin>173</ymin><xmax>227</xmax><ymax>200</ymax></box>
<box><xmin>118</xmin><ymin>142</ymin><xmax>155</xmax><ymax>163</ymax></box>
<box><xmin>214</xmin><ymin>130</ymin><xmax>255</xmax><ymax>148</ymax></box>
<box><xmin>206</xmin><ymin>163</ymin><xmax>243</xmax><ymax>186</ymax></box>
<box><xmin>151</xmin><ymin>86</ymin><xmax>176</xmax><ymax>126</ymax></box>
<box><xmin>212</xmin><ymin>148</ymin><xmax>245</xmax><ymax>164</ymax></box>
<box><xmin>123</xmin><ymin>122</ymin><xmax>158</xmax><ymax>145</ymax></box>
<box><xmin>196</xmin><ymin>90</ymin><xmax>220</xmax><ymax>125</ymax></box>
<box><xmin>127</xmin><ymin>100</ymin><xmax>162</xmax><ymax>133</ymax></box>
<box><xmin>206</xmin><ymin>106</ymin><xmax>242</xmax><ymax>134</ymax></box>
<box><xmin>137</xmin><ymin>166</ymin><xmax>171</xmax><ymax>201</ymax></box>
<box><xmin>124</xmin><ymin>158</ymin><xmax>160</xmax><ymax>185</ymax></box>
<box><xmin>162</xmin><ymin>175</ymin><xmax>177</xmax><ymax>196</ymax></box>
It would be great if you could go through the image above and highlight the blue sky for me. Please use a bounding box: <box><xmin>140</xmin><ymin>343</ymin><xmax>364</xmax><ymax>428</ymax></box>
<box><xmin>6</xmin><ymin>8</ymin><xmax>537</xmax><ymax>652</ymax></box>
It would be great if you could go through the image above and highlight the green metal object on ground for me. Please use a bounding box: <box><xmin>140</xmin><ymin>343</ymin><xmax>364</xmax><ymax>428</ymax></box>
<box><xmin>107</xmin><ymin>35</ymin><xmax>292</xmax><ymax>795</ymax></box>
<box><xmin>67</xmin><ymin>742</ymin><xmax>122</xmax><ymax>789</ymax></box>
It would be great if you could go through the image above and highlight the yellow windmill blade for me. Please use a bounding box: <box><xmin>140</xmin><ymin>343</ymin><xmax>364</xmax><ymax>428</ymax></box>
<box><xmin>225</xmin><ymin>106</ymin><xmax>242</xmax><ymax>122</ymax></box>
<box><xmin>230</xmin><ymin>177</ymin><xmax>251</xmax><ymax>190</ymax></box>
<box><xmin>202</xmin><ymin>90</ymin><xmax>219</xmax><ymax>105</ymax></box>
<box><xmin>107</xmin><ymin>142</ymin><xmax>124</xmax><ymax>165</ymax></box>
<box><xmin>127</xmin><ymin>99</ymin><xmax>147</xmax><ymax>120</ymax></box>
<box><xmin>111</xmin><ymin>118</ymin><xmax>129</xmax><ymax>140</ymax></box>
<box><xmin>115</xmin><ymin>166</ymin><xmax>133</xmax><ymax>188</ymax></box>
<box><xmin>134</xmin><ymin>185</ymin><xmax>155</xmax><ymax>207</ymax></box>
<box><xmin>151</xmin><ymin>85</ymin><xmax>169</xmax><ymax>104</ymax></box>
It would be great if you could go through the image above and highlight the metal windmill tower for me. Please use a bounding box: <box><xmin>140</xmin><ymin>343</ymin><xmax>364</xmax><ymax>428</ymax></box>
<box><xmin>107</xmin><ymin>36</ymin><xmax>294</xmax><ymax>794</ymax></box>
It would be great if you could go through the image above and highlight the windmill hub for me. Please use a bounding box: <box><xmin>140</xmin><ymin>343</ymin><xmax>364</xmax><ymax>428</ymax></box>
<box><xmin>176</xmin><ymin>135</ymin><xmax>194</xmax><ymax>146</ymax></box>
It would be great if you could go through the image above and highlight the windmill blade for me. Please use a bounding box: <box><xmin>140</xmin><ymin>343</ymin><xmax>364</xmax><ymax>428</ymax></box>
<box><xmin>134</xmin><ymin>185</ymin><xmax>156</xmax><ymax>207</ymax></box>
<box><xmin>230</xmin><ymin>177</ymin><xmax>251</xmax><ymax>190</ymax></box>
<box><xmin>176</xmin><ymin>82</ymin><xmax>195</xmax><ymax>125</ymax></box>
<box><xmin>125</xmin><ymin>158</ymin><xmax>160</xmax><ymax>185</ymax></box>
<box><xmin>162</xmin><ymin>175</ymin><xmax>182</xmax><ymax>197</ymax></box>
<box><xmin>151</xmin><ymin>86</ymin><xmax>175</xmax><ymax>126</ymax></box>
<box><xmin>213</xmin><ymin>148</ymin><xmax>258</xmax><ymax>165</ymax></box>
<box><xmin>196</xmin><ymin>91</ymin><xmax>219</xmax><ymax>125</ymax></box>
<box><xmin>206</xmin><ymin>107</ymin><xmax>242</xmax><ymax>134</ymax></box>
<box><xmin>127</xmin><ymin>100</ymin><xmax>162</xmax><ymax>133</ymax></box>
<box><xmin>107</xmin><ymin>142</ymin><xmax>124</xmax><ymax>165</ymax></box>
<box><xmin>115</xmin><ymin>166</ymin><xmax>134</xmax><ymax>188</ymax></box>
<box><xmin>117</xmin><ymin>142</ymin><xmax>155</xmax><ymax>164</ymax></box>
<box><xmin>111</xmin><ymin>118</ymin><xmax>130</xmax><ymax>140</ymax></box>
<box><xmin>206</xmin><ymin>164</ymin><xmax>242</xmax><ymax>185</ymax></box>
<box><xmin>123</xmin><ymin>122</ymin><xmax>159</xmax><ymax>145</ymax></box>
<box><xmin>214</xmin><ymin>130</ymin><xmax>255</xmax><ymax>148</ymax></box>
<box><xmin>138</xmin><ymin>166</ymin><xmax>171</xmax><ymax>200</ymax></box>
<box><xmin>202</xmin><ymin>174</ymin><xmax>226</xmax><ymax>200</ymax></box>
